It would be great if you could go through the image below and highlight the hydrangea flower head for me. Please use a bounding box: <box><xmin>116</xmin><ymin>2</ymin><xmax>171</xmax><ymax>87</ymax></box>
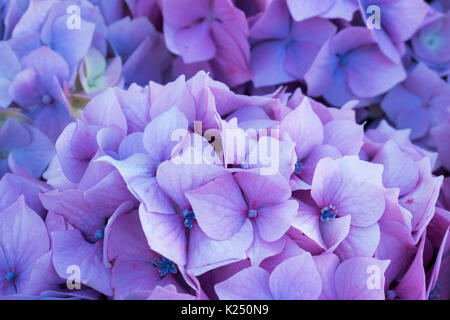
<box><xmin>305</xmin><ymin>27</ymin><xmax>406</xmax><ymax>106</ymax></box>
<box><xmin>162</xmin><ymin>0</ymin><xmax>251</xmax><ymax>86</ymax></box>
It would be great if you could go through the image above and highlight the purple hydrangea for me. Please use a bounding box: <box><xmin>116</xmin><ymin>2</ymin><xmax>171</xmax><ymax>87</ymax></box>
<box><xmin>0</xmin><ymin>0</ymin><xmax>448</xmax><ymax>302</ymax></box>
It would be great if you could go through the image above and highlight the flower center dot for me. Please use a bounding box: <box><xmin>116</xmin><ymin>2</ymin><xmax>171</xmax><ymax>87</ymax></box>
<box><xmin>94</xmin><ymin>229</ymin><xmax>104</xmax><ymax>240</ymax></box>
<box><xmin>153</xmin><ymin>257</ymin><xmax>177</xmax><ymax>278</ymax></box>
<box><xmin>320</xmin><ymin>205</ymin><xmax>338</xmax><ymax>222</ymax></box>
<box><xmin>41</xmin><ymin>94</ymin><xmax>52</xmax><ymax>105</ymax></box>
<box><xmin>248</xmin><ymin>209</ymin><xmax>258</xmax><ymax>219</ymax></box>
<box><xmin>183</xmin><ymin>209</ymin><xmax>196</xmax><ymax>229</ymax></box>
<box><xmin>294</xmin><ymin>159</ymin><xmax>304</xmax><ymax>174</ymax></box>
<box><xmin>339</xmin><ymin>55</ymin><xmax>349</xmax><ymax>65</ymax></box>
<box><xmin>5</xmin><ymin>271</ymin><xmax>16</xmax><ymax>282</ymax></box>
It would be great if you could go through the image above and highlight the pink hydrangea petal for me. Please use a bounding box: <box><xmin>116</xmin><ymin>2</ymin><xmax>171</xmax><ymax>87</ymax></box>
<box><xmin>335</xmin><ymin>257</ymin><xmax>389</xmax><ymax>300</ymax></box>
<box><xmin>269</xmin><ymin>252</ymin><xmax>322</xmax><ymax>300</ymax></box>
<box><xmin>215</xmin><ymin>266</ymin><xmax>272</xmax><ymax>300</ymax></box>
<box><xmin>186</xmin><ymin>173</ymin><xmax>248</xmax><ymax>241</ymax></box>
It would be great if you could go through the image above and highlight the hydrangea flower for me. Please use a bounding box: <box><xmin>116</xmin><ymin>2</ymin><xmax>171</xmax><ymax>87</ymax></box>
<box><xmin>54</xmin><ymin>85</ymin><xmax>151</xmax><ymax>184</ymax></box>
<box><xmin>290</xmin><ymin>156</ymin><xmax>386</xmax><ymax>259</ymax></box>
<box><xmin>107</xmin><ymin>16</ymin><xmax>172</xmax><ymax>86</ymax></box>
<box><xmin>40</xmin><ymin>192</ymin><xmax>136</xmax><ymax>296</ymax></box>
<box><xmin>187</xmin><ymin>170</ymin><xmax>298</xmax><ymax>265</ymax></box>
<box><xmin>305</xmin><ymin>27</ymin><xmax>406</xmax><ymax>106</ymax></box>
<box><xmin>359</xmin><ymin>0</ymin><xmax>429</xmax><ymax>46</ymax></box>
<box><xmin>381</xmin><ymin>63</ymin><xmax>450</xmax><ymax>145</ymax></box>
<box><xmin>249</xmin><ymin>0</ymin><xmax>336</xmax><ymax>87</ymax></box>
<box><xmin>280</xmin><ymin>97</ymin><xmax>363</xmax><ymax>189</ymax></box>
<box><xmin>137</xmin><ymin>159</ymin><xmax>254</xmax><ymax>277</ymax></box>
<box><xmin>0</xmin><ymin>197</ymin><xmax>50</xmax><ymax>296</ymax></box>
<box><xmin>0</xmin><ymin>0</ymin><xmax>448</xmax><ymax>301</ymax></box>
<box><xmin>11</xmin><ymin>0</ymin><xmax>105</xmax><ymax>72</ymax></box>
<box><xmin>108</xmin><ymin>209</ymin><xmax>195</xmax><ymax>299</ymax></box>
<box><xmin>411</xmin><ymin>12</ymin><xmax>450</xmax><ymax>76</ymax></box>
<box><xmin>363</xmin><ymin>120</ymin><xmax>443</xmax><ymax>244</ymax></box>
<box><xmin>0</xmin><ymin>113</ymin><xmax>54</xmax><ymax>178</ymax></box>
<box><xmin>0</xmin><ymin>171</ymin><xmax>49</xmax><ymax>217</ymax></box>
<box><xmin>9</xmin><ymin>46</ymin><xmax>73</xmax><ymax>142</ymax></box>
<box><xmin>162</xmin><ymin>0</ymin><xmax>251</xmax><ymax>87</ymax></box>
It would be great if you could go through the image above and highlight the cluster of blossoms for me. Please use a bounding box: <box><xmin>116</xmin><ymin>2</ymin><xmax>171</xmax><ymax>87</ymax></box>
<box><xmin>0</xmin><ymin>0</ymin><xmax>448</xmax><ymax>300</ymax></box>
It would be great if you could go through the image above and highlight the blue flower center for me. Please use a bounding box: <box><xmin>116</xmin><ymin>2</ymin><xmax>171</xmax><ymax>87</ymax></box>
<box><xmin>248</xmin><ymin>209</ymin><xmax>258</xmax><ymax>219</ymax></box>
<box><xmin>183</xmin><ymin>209</ymin><xmax>195</xmax><ymax>229</ymax></box>
<box><xmin>320</xmin><ymin>205</ymin><xmax>338</xmax><ymax>222</ymax></box>
<box><xmin>41</xmin><ymin>94</ymin><xmax>53</xmax><ymax>105</ymax></box>
<box><xmin>423</xmin><ymin>34</ymin><xmax>441</xmax><ymax>51</ymax></box>
<box><xmin>153</xmin><ymin>257</ymin><xmax>177</xmax><ymax>278</ymax></box>
<box><xmin>339</xmin><ymin>55</ymin><xmax>349</xmax><ymax>65</ymax></box>
<box><xmin>5</xmin><ymin>271</ymin><xmax>16</xmax><ymax>282</ymax></box>
<box><xmin>94</xmin><ymin>229</ymin><xmax>104</xmax><ymax>240</ymax></box>
<box><xmin>294</xmin><ymin>159</ymin><xmax>304</xmax><ymax>174</ymax></box>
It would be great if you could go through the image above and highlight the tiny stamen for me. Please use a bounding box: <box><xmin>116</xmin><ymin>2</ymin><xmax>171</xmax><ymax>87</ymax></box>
<box><xmin>5</xmin><ymin>271</ymin><xmax>16</xmax><ymax>282</ymax></box>
<box><xmin>339</xmin><ymin>55</ymin><xmax>349</xmax><ymax>65</ymax></box>
<box><xmin>41</xmin><ymin>94</ymin><xmax>52</xmax><ymax>105</ymax></box>
<box><xmin>94</xmin><ymin>229</ymin><xmax>104</xmax><ymax>240</ymax></box>
<box><xmin>320</xmin><ymin>205</ymin><xmax>338</xmax><ymax>222</ymax></box>
<box><xmin>153</xmin><ymin>257</ymin><xmax>177</xmax><ymax>278</ymax></box>
<box><xmin>248</xmin><ymin>209</ymin><xmax>258</xmax><ymax>219</ymax></box>
<box><xmin>294</xmin><ymin>159</ymin><xmax>304</xmax><ymax>174</ymax></box>
<box><xmin>183</xmin><ymin>209</ymin><xmax>196</xmax><ymax>229</ymax></box>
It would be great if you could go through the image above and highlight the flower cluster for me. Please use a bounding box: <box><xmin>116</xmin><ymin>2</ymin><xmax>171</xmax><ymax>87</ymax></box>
<box><xmin>0</xmin><ymin>0</ymin><xmax>448</xmax><ymax>300</ymax></box>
